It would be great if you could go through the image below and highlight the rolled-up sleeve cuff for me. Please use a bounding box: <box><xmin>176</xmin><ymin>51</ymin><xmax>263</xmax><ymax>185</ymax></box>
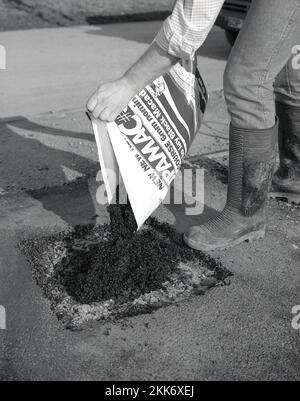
<box><xmin>154</xmin><ymin>18</ymin><xmax>202</xmax><ymax>60</ymax></box>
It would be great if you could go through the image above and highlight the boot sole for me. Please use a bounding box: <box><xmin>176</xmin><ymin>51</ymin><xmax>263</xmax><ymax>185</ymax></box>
<box><xmin>183</xmin><ymin>226</ymin><xmax>266</xmax><ymax>252</ymax></box>
<box><xmin>268</xmin><ymin>192</ymin><xmax>300</xmax><ymax>205</ymax></box>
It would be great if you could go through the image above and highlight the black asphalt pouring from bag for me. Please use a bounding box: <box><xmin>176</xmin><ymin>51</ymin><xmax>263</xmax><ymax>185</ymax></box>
<box><xmin>19</xmin><ymin>200</ymin><xmax>232</xmax><ymax>330</ymax></box>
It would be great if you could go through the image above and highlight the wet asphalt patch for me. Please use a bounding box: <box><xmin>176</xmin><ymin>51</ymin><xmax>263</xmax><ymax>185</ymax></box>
<box><xmin>19</xmin><ymin>203</ymin><xmax>232</xmax><ymax>330</ymax></box>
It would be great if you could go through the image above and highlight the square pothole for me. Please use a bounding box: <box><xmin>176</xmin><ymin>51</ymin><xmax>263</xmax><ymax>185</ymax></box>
<box><xmin>19</xmin><ymin>217</ymin><xmax>232</xmax><ymax>330</ymax></box>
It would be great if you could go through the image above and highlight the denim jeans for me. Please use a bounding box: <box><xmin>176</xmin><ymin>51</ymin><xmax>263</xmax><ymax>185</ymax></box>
<box><xmin>224</xmin><ymin>0</ymin><xmax>300</xmax><ymax>130</ymax></box>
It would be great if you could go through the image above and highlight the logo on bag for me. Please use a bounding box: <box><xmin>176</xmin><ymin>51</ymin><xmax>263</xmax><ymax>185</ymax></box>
<box><xmin>93</xmin><ymin>67</ymin><xmax>207</xmax><ymax>227</ymax></box>
<box><xmin>0</xmin><ymin>306</ymin><xmax>6</xmax><ymax>330</ymax></box>
<box><xmin>292</xmin><ymin>45</ymin><xmax>300</xmax><ymax>70</ymax></box>
<box><xmin>116</xmin><ymin>108</ymin><xmax>176</xmax><ymax>185</ymax></box>
<box><xmin>0</xmin><ymin>45</ymin><xmax>6</xmax><ymax>70</ymax></box>
<box><xmin>292</xmin><ymin>305</ymin><xmax>300</xmax><ymax>330</ymax></box>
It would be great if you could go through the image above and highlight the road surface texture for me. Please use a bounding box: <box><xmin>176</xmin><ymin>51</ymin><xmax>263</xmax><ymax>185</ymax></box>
<box><xmin>0</xmin><ymin>23</ymin><xmax>299</xmax><ymax>381</ymax></box>
<box><xmin>0</xmin><ymin>0</ymin><xmax>173</xmax><ymax>31</ymax></box>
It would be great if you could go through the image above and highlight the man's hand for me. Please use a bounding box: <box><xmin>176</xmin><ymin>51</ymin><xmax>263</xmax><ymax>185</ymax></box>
<box><xmin>86</xmin><ymin>43</ymin><xmax>178</xmax><ymax>122</ymax></box>
<box><xmin>86</xmin><ymin>77</ymin><xmax>136</xmax><ymax>122</ymax></box>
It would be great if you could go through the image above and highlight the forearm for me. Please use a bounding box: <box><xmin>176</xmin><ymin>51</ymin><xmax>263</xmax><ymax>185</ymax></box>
<box><xmin>123</xmin><ymin>42</ymin><xmax>179</xmax><ymax>93</ymax></box>
<box><xmin>154</xmin><ymin>0</ymin><xmax>225</xmax><ymax>60</ymax></box>
<box><xmin>87</xmin><ymin>1</ymin><xmax>225</xmax><ymax>122</ymax></box>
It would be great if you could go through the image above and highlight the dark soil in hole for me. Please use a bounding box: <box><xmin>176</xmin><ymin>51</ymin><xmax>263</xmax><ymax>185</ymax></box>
<box><xmin>55</xmin><ymin>201</ymin><xmax>229</xmax><ymax>305</ymax></box>
<box><xmin>19</xmin><ymin>199</ymin><xmax>232</xmax><ymax>328</ymax></box>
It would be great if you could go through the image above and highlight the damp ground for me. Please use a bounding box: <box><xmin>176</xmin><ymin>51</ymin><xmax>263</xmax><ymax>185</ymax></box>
<box><xmin>19</xmin><ymin>202</ymin><xmax>232</xmax><ymax>330</ymax></box>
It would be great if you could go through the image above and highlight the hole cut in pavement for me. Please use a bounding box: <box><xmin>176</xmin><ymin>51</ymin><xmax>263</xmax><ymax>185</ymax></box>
<box><xmin>19</xmin><ymin>203</ymin><xmax>232</xmax><ymax>330</ymax></box>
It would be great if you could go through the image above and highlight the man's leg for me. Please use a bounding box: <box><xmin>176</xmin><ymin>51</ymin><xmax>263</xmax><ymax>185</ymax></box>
<box><xmin>270</xmin><ymin>54</ymin><xmax>300</xmax><ymax>203</ymax></box>
<box><xmin>184</xmin><ymin>0</ymin><xmax>300</xmax><ymax>251</ymax></box>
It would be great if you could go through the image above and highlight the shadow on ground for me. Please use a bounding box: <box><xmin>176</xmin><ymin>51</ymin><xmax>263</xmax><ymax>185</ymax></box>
<box><xmin>86</xmin><ymin>11</ymin><xmax>171</xmax><ymax>26</ymax></box>
<box><xmin>0</xmin><ymin>117</ymin><xmax>98</xmax><ymax>226</ymax></box>
<box><xmin>0</xmin><ymin>116</ymin><xmax>222</xmax><ymax>231</ymax></box>
<box><xmin>165</xmin><ymin>184</ymin><xmax>221</xmax><ymax>234</ymax></box>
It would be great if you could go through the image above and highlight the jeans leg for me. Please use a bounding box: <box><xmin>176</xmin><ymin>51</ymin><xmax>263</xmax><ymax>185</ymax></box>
<box><xmin>274</xmin><ymin>53</ymin><xmax>300</xmax><ymax>106</ymax></box>
<box><xmin>224</xmin><ymin>0</ymin><xmax>300</xmax><ymax>130</ymax></box>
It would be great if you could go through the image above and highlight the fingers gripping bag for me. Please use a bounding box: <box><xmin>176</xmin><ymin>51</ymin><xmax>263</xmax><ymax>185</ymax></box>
<box><xmin>90</xmin><ymin>60</ymin><xmax>208</xmax><ymax>230</ymax></box>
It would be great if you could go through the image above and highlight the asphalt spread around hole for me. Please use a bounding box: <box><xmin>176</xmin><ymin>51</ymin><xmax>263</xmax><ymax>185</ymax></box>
<box><xmin>19</xmin><ymin>200</ymin><xmax>232</xmax><ymax>328</ymax></box>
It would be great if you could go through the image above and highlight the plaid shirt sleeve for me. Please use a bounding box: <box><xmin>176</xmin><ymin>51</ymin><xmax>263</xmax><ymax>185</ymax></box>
<box><xmin>154</xmin><ymin>0</ymin><xmax>225</xmax><ymax>59</ymax></box>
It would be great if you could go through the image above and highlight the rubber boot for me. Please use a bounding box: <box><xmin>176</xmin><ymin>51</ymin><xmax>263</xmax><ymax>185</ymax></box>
<box><xmin>184</xmin><ymin>123</ymin><xmax>277</xmax><ymax>251</ymax></box>
<box><xmin>269</xmin><ymin>102</ymin><xmax>300</xmax><ymax>204</ymax></box>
